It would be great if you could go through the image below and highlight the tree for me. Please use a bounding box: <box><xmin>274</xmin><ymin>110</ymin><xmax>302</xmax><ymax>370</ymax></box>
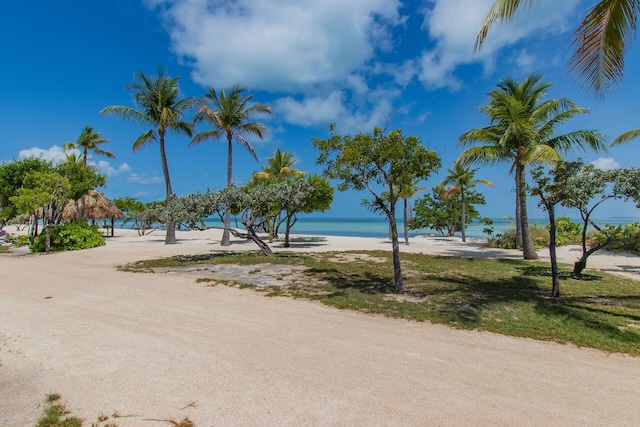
<box><xmin>411</xmin><ymin>184</ymin><xmax>486</xmax><ymax>237</ymax></box>
<box><xmin>63</xmin><ymin>125</ymin><xmax>115</xmax><ymax>165</ymax></box>
<box><xmin>560</xmin><ymin>163</ymin><xmax>640</xmax><ymax>275</ymax></box>
<box><xmin>612</xmin><ymin>110</ymin><xmax>640</xmax><ymax>146</ymax></box>
<box><xmin>313</xmin><ymin>125</ymin><xmax>441</xmax><ymax>292</ymax></box>
<box><xmin>190</xmin><ymin>84</ymin><xmax>272</xmax><ymax>246</ymax></box>
<box><xmin>252</xmin><ymin>147</ymin><xmax>305</xmax><ymax>182</ymax></box>
<box><xmin>530</xmin><ymin>161</ymin><xmax>584</xmax><ymax>297</ymax></box>
<box><xmin>11</xmin><ymin>171</ymin><xmax>70</xmax><ymax>252</ymax></box>
<box><xmin>396</xmin><ymin>179</ymin><xmax>426</xmax><ymax>245</ymax></box>
<box><xmin>457</xmin><ymin>74</ymin><xmax>606</xmax><ymax>259</ymax></box>
<box><xmin>101</xmin><ymin>68</ymin><xmax>196</xmax><ymax>245</ymax></box>
<box><xmin>476</xmin><ymin>0</ymin><xmax>640</xmax><ymax>97</ymax></box>
<box><xmin>56</xmin><ymin>161</ymin><xmax>106</xmax><ymax>223</ymax></box>
<box><xmin>440</xmin><ymin>164</ymin><xmax>493</xmax><ymax>242</ymax></box>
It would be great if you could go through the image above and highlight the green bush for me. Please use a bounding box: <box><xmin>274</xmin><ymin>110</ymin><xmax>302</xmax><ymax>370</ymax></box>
<box><xmin>487</xmin><ymin>224</ymin><xmax>549</xmax><ymax>249</ymax></box>
<box><xmin>30</xmin><ymin>223</ymin><xmax>105</xmax><ymax>252</ymax></box>
<box><xmin>7</xmin><ymin>233</ymin><xmax>29</xmax><ymax>246</ymax></box>
<box><xmin>592</xmin><ymin>222</ymin><xmax>640</xmax><ymax>255</ymax></box>
<box><xmin>548</xmin><ymin>217</ymin><xmax>581</xmax><ymax>246</ymax></box>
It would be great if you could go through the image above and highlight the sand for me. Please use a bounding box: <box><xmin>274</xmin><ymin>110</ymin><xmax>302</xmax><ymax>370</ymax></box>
<box><xmin>1</xmin><ymin>227</ymin><xmax>639</xmax><ymax>426</ymax></box>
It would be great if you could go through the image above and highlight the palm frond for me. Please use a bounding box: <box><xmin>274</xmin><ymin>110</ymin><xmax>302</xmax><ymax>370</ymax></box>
<box><xmin>475</xmin><ymin>0</ymin><xmax>536</xmax><ymax>50</ymax></box>
<box><xmin>611</xmin><ymin>127</ymin><xmax>640</xmax><ymax>145</ymax></box>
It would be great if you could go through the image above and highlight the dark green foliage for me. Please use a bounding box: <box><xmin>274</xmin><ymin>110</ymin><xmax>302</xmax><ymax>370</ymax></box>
<box><xmin>550</xmin><ymin>217</ymin><xmax>581</xmax><ymax>245</ymax></box>
<box><xmin>0</xmin><ymin>157</ymin><xmax>53</xmax><ymax>224</ymax></box>
<box><xmin>31</xmin><ymin>223</ymin><xmax>105</xmax><ymax>252</ymax></box>
<box><xmin>411</xmin><ymin>186</ymin><xmax>484</xmax><ymax>236</ymax></box>
<box><xmin>55</xmin><ymin>161</ymin><xmax>106</xmax><ymax>201</ymax></box>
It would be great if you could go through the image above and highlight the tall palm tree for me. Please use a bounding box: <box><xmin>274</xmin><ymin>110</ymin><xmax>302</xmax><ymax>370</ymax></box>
<box><xmin>63</xmin><ymin>125</ymin><xmax>115</xmax><ymax>166</ymax></box>
<box><xmin>190</xmin><ymin>84</ymin><xmax>272</xmax><ymax>246</ymax></box>
<box><xmin>441</xmin><ymin>165</ymin><xmax>493</xmax><ymax>242</ymax></box>
<box><xmin>252</xmin><ymin>147</ymin><xmax>304</xmax><ymax>182</ymax></box>
<box><xmin>476</xmin><ymin>0</ymin><xmax>640</xmax><ymax>98</ymax></box>
<box><xmin>457</xmin><ymin>74</ymin><xmax>606</xmax><ymax>259</ymax></box>
<box><xmin>101</xmin><ymin>68</ymin><xmax>196</xmax><ymax>245</ymax></box>
<box><xmin>396</xmin><ymin>179</ymin><xmax>426</xmax><ymax>245</ymax></box>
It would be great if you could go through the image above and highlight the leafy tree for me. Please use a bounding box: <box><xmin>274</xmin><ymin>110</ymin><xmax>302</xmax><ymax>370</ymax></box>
<box><xmin>530</xmin><ymin>161</ymin><xmax>584</xmax><ymax>297</ymax></box>
<box><xmin>457</xmin><ymin>74</ymin><xmax>606</xmax><ymax>259</ymax></box>
<box><xmin>313</xmin><ymin>125</ymin><xmax>441</xmax><ymax>292</ymax></box>
<box><xmin>101</xmin><ymin>68</ymin><xmax>197</xmax><ymax>245</ymax></box>
<box><xmin>411</xmin><ymin>184</ymin><xmax>485</xmax><ymax>237</ymax></box>
<box><xmin>55</xmin><ymin>161</ymin><xmax>106</xmax><ymax>223</ymax></box>
<box><xmin>63</xmin><ymin>125</ymin><xmax>115</xmax><ymax>165</ymax></box>
<box><xmin>113</xmin><ymin>197</ymin><xmax>160</xmax><ymax>236</ymax></box>
<box><xmin>190</xmin><ymin>84</ymin><xmax>272</xmax><ymax>246</ymax></box>
<box><xmin>0</xmin><ymin>157</ymin><xmax>53</xmax><ymax>229</ymax></box>
<box><xmin>441</xmin><ymin>164</ymin><xmax>493</xmax><ymax>242</ymax></box>
<box><xmin>476</xmin><ymin>0</ymin><xmax>640</xmax><ymax>97</ymax></box>
<box><xmin>560</xmin><ymin>163</ymin><xmax>640</xmax><ymax>275</ymax></box>
<box><xmin>11</xmin><ymin>171</ymin><xmax>71</xmax><ymax>251</ymax></box>
<box><xmin>252</xmin><ymin>147</ymin><xmax>305</xmax><ymax>182</ymax></box>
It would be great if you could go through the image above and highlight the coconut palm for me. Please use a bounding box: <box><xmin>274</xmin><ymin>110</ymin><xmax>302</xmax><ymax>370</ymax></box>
<box><xmin>63</xmin><ymin>126</ymin><xmax>115</xmax><ymax>166</ymax></box>
<box><xmin>612</xmin><ymin>110</ymin><xmax>640</xmax><ymax>146</ymax></box>
<box><xmin>101</xmin><ymin>68</ymin><xmax>196</xmax><ymax>245</ymax></box>
<box><xmin>190</xmin><ymin>84</ymin><xmax>272</xmax><ymax>246</ymax></box>
<box><xmin>476</xmin><ymin>0</ymin><xmax>640</xmax><ymax>98</ymax></box>
<box><xmin>252</xmin><ymin>147</ymin><xmax>304</xmax><ymax>182</ymax></box>
<box><xmin>396</xmin><ymin>179</ymin><xmax>426</xmax><ymax>245</ymax></box>
<box><xmin>441</xmin><ymin>165</ymin><xmax>494</xmax><ymax>242</ymax></box>
<box><xmin>457</xmin><ymin>74</ymin><xmax>606</xmax><ymax>259</ymax></box>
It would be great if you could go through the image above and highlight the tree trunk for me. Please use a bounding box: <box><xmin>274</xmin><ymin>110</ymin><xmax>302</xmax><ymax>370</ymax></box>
<box><xmin>226</xmin><ymin>227</ymin><xmax>273</xmax><ymax>256</ymax></box>
<box><xmin>159</xmin><ymin>134</ymin><xmax>176</xmax><ymax>245</ymax></box>
<box><xmin>514</xmin><ymin>174</ymin><xmax>523</xmax><ymax>248</ymax></box>
<box><xmin>284</xmin><ymin>213</ymin><xmax>296</xmax><ymax>248</ymax></box>
<box><xmin>460</xmin><ymin>188</ymin><xmax>466</xmax><ymax>242</ymax></box>
<box><xmin>517</xmin><ymin>164</ymin><xmax>538</xmax><ymax>259</ymax></box>
<box><xmin>547</xmin><ymin>206</ymin><xmax>560</xmax><ymax>297</ymax></box>
<box><xmin>221</xmin><ymin>135</ymin><xmax>233</xmax><ymax>246</ymax></box>
<box><xmin>387</xmin><ymin>205</ymin><xmax>405</xmax><ymax>292</ymax></box>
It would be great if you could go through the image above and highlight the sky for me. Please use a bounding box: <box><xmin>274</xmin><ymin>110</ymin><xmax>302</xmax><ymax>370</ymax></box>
<box><xmin>1</xmin><ymin>0</ymin><xmax>639</xmax><ymax>220</ymax></box>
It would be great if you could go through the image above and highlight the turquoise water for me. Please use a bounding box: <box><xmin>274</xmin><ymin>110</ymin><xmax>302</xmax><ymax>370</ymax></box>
<box><xmin>198</xmin><ymin>216</ymin><xmax>639</xmax><ymax>239</ymax></box>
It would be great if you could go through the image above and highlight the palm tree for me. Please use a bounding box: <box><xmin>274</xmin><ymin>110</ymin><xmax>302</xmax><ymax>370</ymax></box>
<box><xmin>476</xmin><ymin>0</ymin><xmax>640</xmax><ymax>98</ymax></box>
<box><xmin>396</xmin><ymin>179</ymin><xmax>426</xmax><ymax>245</ymax></box>
<box><xmin>190</xmin><ymin>84</ymin><xmax>272</xmax><ymax>246</ymax></box>
<box><xmin>63</xmin><ymin>126</ymin><xmax>115</xmax><ymax>166</ymax></box>
<box><xmin>612</xmin><ymin>110</ymin><xmax>640</xmax><ymax>146</ymax></box>
<box><xmin>457</xmin><ymin>74</ymin><xmax>606</xmax><ymax>259</ymax></box>
<box><xmin>101</xmin><ymin>68</ymin><xmax>196</xmax><ymax>245</ymax></box>
<box><xmin>252</xmin><ymin>147</ymin><xmax>305</xmax><ymax>182</ymax></box>
<box><xmin>441</xmin><ymin>165</ymin><xmax>493</xmax><ymax>242</ymax></box>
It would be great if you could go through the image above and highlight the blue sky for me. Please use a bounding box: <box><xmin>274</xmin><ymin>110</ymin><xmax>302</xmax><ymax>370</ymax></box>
<box><xmin>1</xmin><ymin>0</ymin><xmax>639</xmax><ymax>220</ymax></box>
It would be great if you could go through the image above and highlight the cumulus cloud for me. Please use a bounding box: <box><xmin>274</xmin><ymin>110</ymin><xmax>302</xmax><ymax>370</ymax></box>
<box><xmin>93</xmin><ymin>161</ymin><xmax>132</xmax><ymax>177</ymax></box>
<box><xmin>591</xmin><ymin>157</ymin><xmax>620</xmax><ymax>171</ymax></box>
<box><xmin>417</xmin><ymin>0</ymin><xmax>581</xmax><ymax>90</ymax></box>
<box><xmin>18</xmin><ymin>145</ymin><xmax>68</xmax><ymax>163</ymax></box>
<box><xmin>128</xmin><ymin>173</ymin><xmax>164</xmax><ymax>185</ymax></box>
<box><xmin>152</xmin><ymin>0</ymin><xmax>403</xmax><ymax>92</ymax></box>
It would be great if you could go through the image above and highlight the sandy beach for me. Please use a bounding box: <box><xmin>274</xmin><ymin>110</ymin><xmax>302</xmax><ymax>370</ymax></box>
<box><xmin>1</xmin><ymin>227</ymin><xmax>639</xmax><ymax>426</ymax></box>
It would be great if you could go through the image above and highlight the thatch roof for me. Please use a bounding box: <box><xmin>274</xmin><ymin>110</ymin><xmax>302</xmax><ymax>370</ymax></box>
<box><xmin>62</xmin><ymin>189</ymin><xmax>124</xmax><ymax>222</ymax></box>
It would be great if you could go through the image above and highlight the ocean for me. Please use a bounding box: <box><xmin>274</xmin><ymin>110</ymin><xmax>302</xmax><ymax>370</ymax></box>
<box><xmin>195</xmin><ymin>215</ymin><xmax>640</xmax><ymax>240</ymax></box>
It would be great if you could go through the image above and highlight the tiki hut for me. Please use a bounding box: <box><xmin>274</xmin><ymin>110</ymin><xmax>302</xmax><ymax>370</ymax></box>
<box><xmin>62</xmin><ymin>189</ymin><xmax>124</xmax><ymax>236</ymax></box>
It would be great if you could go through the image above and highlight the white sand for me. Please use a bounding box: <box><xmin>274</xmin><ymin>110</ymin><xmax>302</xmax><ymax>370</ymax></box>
<box><xmin>1</xmin><ymin>227</ymin><xmax>639</xmax><ymax>426</ymax></box>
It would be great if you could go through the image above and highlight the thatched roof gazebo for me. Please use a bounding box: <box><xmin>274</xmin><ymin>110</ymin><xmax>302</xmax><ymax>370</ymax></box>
<box><xmin>62</xmin><ymin>189</ymin><xmax>124</xmax><ymax>236</ymax></box>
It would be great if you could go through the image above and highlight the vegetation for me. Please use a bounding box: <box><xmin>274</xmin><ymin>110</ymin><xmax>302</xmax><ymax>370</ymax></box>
<box><xmin>63</xmin><ymin>125</ymin><xmax>115</xmax><ymax>165</ymax></box>
<box><xmin>190</xmin><ymin>84</ymin><xmax>272</xmax><ymax>246</ymax></box>
<box><xmin>313</xmin><ymin>125</ymin><xmax>441</xmax><ymax>291</ymax></box>
<box><xmin>31</xmin><ymin>223</ymin><xmax>105</xmax><ymax>252</ymax></box>
<box><xmin>123</xmin><ymin>251</ymin><xmax>640</xmax><ymax>355</ymax></box>
<box><xmin>440</xmin><ymin>164</ymin><xmax>493</xmax><ymax>242</ymax></box>
<box><xmin>457</xmin><ymin>73</ymin><xmax>606</xmax><ymax>260</ymax></box>
<box><xmin>411</xmin><ymin>184</ymin><xmax>485</xmax><ymax>237</ymax></box>
<box><xmin>593</xmin><ymin>222</ymin><xmax>640</xmax><ymax>254</ymax></box>
<box><xmin>101</xmin><ymin>68</ymin><xmax>198</xmax><ymax>245</ymax></box>
<box><xmin>476</xmin><ymin>0</ymin><xmax>640</xmax><ymax>97</ymax></box>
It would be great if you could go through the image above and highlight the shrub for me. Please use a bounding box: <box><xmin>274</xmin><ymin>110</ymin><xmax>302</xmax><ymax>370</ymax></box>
<box><xmin>30</xmin><ymin>223</ymin><xmax>105</xmax><ymax>252</ymax></box>
<box><xmin>487</xmin><ymin>224</ymin><xmax>549</xmax><ymax>249</ymax></box>
<box><xmin>547</xmin><ymin>217</ymin><xmax>581</xmax><ymax>246</ymax></box>
<box><xmin>7</xmin><ymin>234</ymin><xmax>29</xmax><ymax>246</ymax></box>
<box><xmin>592</xmin><ymin>222</ymin><xmax>640</xmax><ymax>255</ymax></box>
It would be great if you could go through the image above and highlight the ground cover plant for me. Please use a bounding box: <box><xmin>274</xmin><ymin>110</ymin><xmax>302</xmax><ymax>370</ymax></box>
<box><xmin>122</xmin><ymin>251</ymin><xmax>640</xmax><ymax>355</ymax></box>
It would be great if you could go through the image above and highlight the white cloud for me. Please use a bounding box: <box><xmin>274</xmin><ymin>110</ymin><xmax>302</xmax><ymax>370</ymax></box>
<box><xmin>591</xmin><ymin>157</ymin><xmax>620</xmax><ymax>171</ymax></box>
<box><xmin>93</xmin><ymin>161</ymin><xmax>132</xmax><ymax>177</ymax></box>
<box><xmin>417</xmin><ymin>0</ymin><xmax>581</xmax><ymax>90</ymax></box>
<box><xmin>128</xmin><ymin>173</ymin><xmax>164</xmax><ymax>185</ymax></box>
<box><xmin>151</xmin><ymin>0</ymin><xmax>403</xmax><ymax>92</ymax></box>
<box><xmin>18</xmin><ymin>145</ymin><xmax>68</xmax><ymax>163</ymax></box>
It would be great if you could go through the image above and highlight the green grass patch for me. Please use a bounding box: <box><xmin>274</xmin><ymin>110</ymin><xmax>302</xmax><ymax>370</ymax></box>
<box><xmin>122</xmin><ymin>251</ymin><xmax>640</xmax><ymax>355</ymax></box>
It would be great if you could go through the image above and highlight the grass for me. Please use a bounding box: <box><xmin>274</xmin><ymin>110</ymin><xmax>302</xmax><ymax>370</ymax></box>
<box><xmin>122</xmin><ymin>250</ymin><xmax>640</xmax><ymax>355</ymax></box>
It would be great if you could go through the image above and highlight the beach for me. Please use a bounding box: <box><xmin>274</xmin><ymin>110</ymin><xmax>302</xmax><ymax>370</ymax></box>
<box><xmin>1</xmin><ymin>227</ymin><xmax>639</xmax><ymax>426</ymax></box>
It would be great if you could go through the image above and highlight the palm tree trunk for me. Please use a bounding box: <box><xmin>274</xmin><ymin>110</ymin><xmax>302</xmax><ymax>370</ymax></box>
<box><xmin>514</xmin><ymin>174</ymin><xmax>523</xmax><ymax>248</ymax></box>
<box><xmin>460</xmin><ymin>188</ymin><xmax>466</xmax><ymax>242</ymax></box>
<box><xmin>517</xmin><ymin>164</ymin><xmax>538</xmax><ymax>259</ymax></box>
<box><xmin>221</xmin><ymin>135</ymin><xmax>233</xmax><ymax>246</ymax></box>
<box><xmin>159</xmin><ymin>136</ymin><xmax>176</xmax><ymax>245</ymax></box>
